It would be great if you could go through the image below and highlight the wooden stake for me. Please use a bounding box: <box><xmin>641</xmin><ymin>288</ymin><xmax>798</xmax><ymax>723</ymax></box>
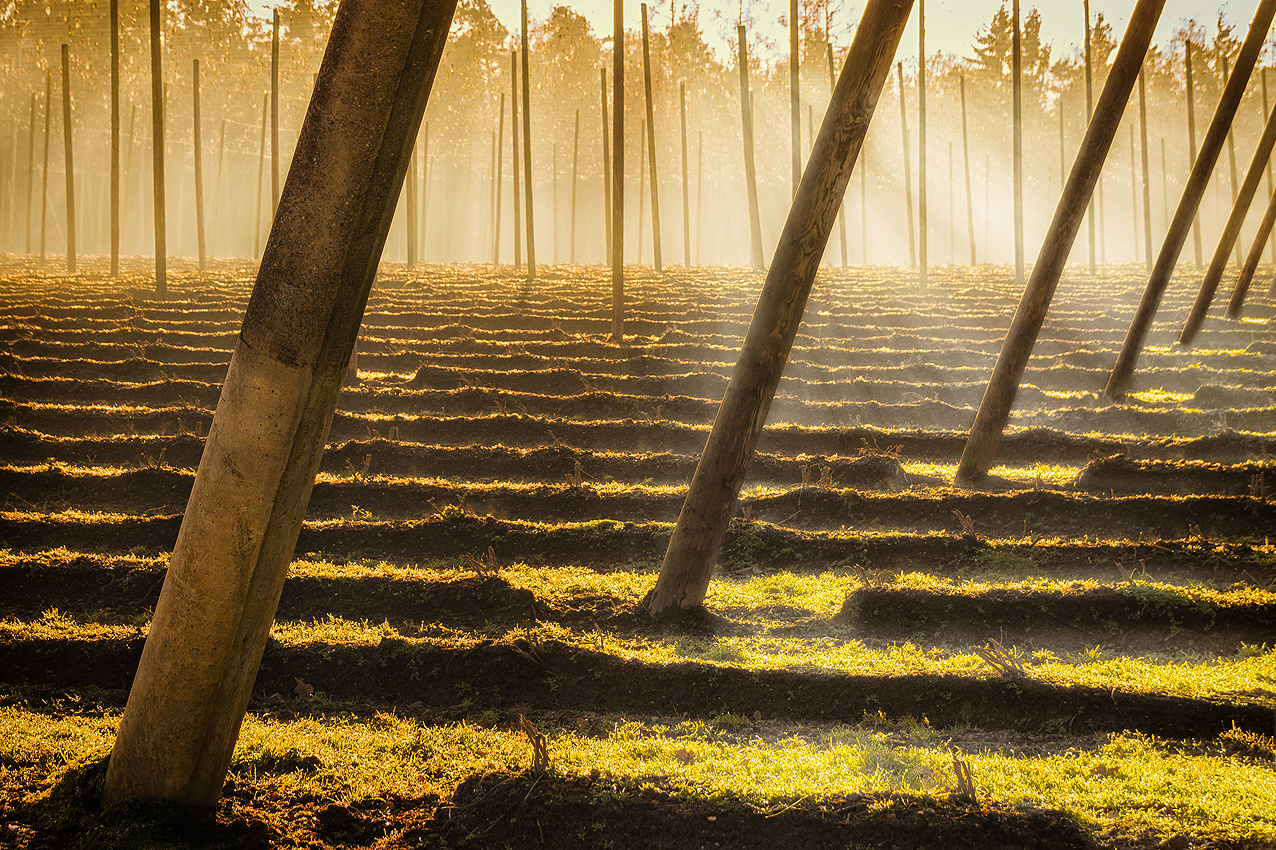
<box><xmin>1105</xmin><ymin>0</ymin><xmax>1275</xmax><ymax>401</ymax></box>
<box><xmin>680</xmin><ymin>81</ymin><xmax>690</xmax><ymax>266</ymax></box>
<box><xmin>641</xmin><ymin>4</ymin><xmax>662</xmax><ymax>271</ymax></box>
<box><xmin>918</xmin><ymin>0</ymin><xmax>927</xmax><ymax>287</ymax></box>
<box><xmin>789</xmin><ymin>0</ymin><xmax>800</xmax><ymax>194</ymax></box>
<box><xmin>406</xmin><ymin>133</ymin><xmax>417</xmax><ymax>267</ymax></box>
<box><xmin>110</xmin><ymin>0</ymin><xmax>119</xmax><ymax>275</ymax></box>
<box><xmin>25</xmin><ymin>91</ymin><xmax>34</xmax><ymax>254</ymax></box>
<box><xmin>571</xmin><ymin>108</ymin><xmax>579</xmax><ymax>264</ymax></box>
<box><xmin>512</xmin><ymin>52</ymin><xmax>521</xmax><ymax>268</ymax></box>
<box><xmin>39</xmin><ymin>72</ymin><xmax>48</xmax><ymax>261</ymax></box>
<box><xmin>897</xmin><ymin>62</ymin><xmax>914</xmax><ymax>266</ymax></box>
<box><xmin>1084</xmin><ymin>0</ymin><xmax>1096</xmax><ymax>273</ymax></box>
<box><xmin>644</xmin><ymin>0</ymin><xmax>914</xmax><ymax>618</ymax></box>
<box><xmin>1226</xmin><ymin>185</ymin><xmax>1276</xmax><ymax>316</ymax></box>
<box><xmin>956</xmin><ymin>0</ymin><xmax>1165</xmax><ymax>487</ymax></box>
<box><xmin>494</xmin><ymin>92</ymin><xmax>504</xmax><ymax>264</ymax></box>
<box><xmin>1185</xmin><ymin>41</ymin><xmax>1203</xmax><ymax>269</ymax></box>
<box><xmin>61</xmin><ymin>44</ymin><xmax>75</xmax><ymax>274</ymax></box>
<box><xmin>104</xmin><ymin>0</ymin><xmax>457</xmax><ymax>807</ymax></box>
<box><xmin>611</xmin><ymin>0</ymin><xmax>624</xmax><ymax>340</ymax></box>
<box><xmin>600</xmin><ymin>68</ymin><xmax>611</xmax><ymax>267</ymax></box>
<box><xmin>827</xmin><ymin>43</ymin><xmax>848</xmax><ymax>267</ymax></box>
<box><xmin>1180</xmin><ymin>94</ymin><xmax>1276</xmax><ymax>343</ymax></box>
<box><xmin>193</xmin><ymin>59</ymin><xmax>205</xmax><ymax>271</ymax></box>
<box><xmin>521</xmin><ymin>0</ymin><xmax>535</xmax><ymax>278</ymax></box>
<box><xmin>738</xmin><ymin>24</ymin><xmax>763</xmax><ymax>269</ymax></box>
<box><xmin>955</xmin><ymin>72</ymin><xmax>973</xmax><ymax>265</ymax></box>
<box><xmin>638</xmin><ymin>117</ymin><xmax>646</xmax><ymax>262</ymax></box>
<box><xmin>1012</xmin><ymin>0</ymin><xmax>1023</xmax><ymax>285</ymax></box>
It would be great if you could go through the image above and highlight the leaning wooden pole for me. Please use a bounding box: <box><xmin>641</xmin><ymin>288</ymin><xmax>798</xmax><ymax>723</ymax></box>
<box><xmin>680</xmin><ymin>81</ymin><xmax>690</xmax><ymax>266</ymax></box>
<box><xmin>1226</xmin><ymin>185</ymin><xmax>1276</xmax><ymax>317</ymax></box>
<box><xmin>738</xmin><ymin>24</ymin><xmax>763</xmax><ymax>269</ymax></box>
<box><xmin>643</xmin><ymin>0</ymin><xmax>914</xmax><ymax>619</ymax></box>
<box><xmin>193</xmin><ymin>59</ymin><xmax>205</xmax><ymax>271</ymax></box>
<box><xmin>1105</xmin><ymin>0</ymin><xmax>1276</xmax><ymax>401</ymax></box>
<box><xmin>917</xmin><ymin>0</ymin><xmax>927</xmax><ymax>287</ymax></box>
<box><xmin>897</xmin><ymin>62</ymin><xmax>915</xmax><ymax>267</ymax></box>
<box><xmin>611</xmin><ymin>0</ymin><xmax>624</xmax><ymax>340</ymax></box>
<box><xmin>103</xmin><ymin>0</ymin><xmax>457</xmax><ymax>808</ymax></box>
<box><xmin>954</xmin><ymin>0</ymin><xmax>1166</xmax><ymax>488</ymax></box>
<box><xmin>110</xmin><ymin>0</ymin><xmax>119</xmax><ymax>275</ymax></box>
<box><xmin>961</xmin><ymin>70</ymin><xmax>975</xmax><ymax>265</ymax></box>
<box><xmin>1185</xmin><ymin>41</ymin><xmax>1203</xmax><ymax>269</ymax></box>
<box><xmin>640</xmin><ymin>3</ymin><xmax>662</xmax><ymax>271</ymax></box>
<box><xmin>521</xmin><ymin>0</ymin><xmax>535</xmax><ymax>278</ymax></box>
<box><xmin>1012</xmin><ymin>0</ymin><xmax>1024</xmax><ymax>285</ymax></box>
<box><xmin>827</xmin><ymin>43</ymin><xmax>848</xmax><ymax>267</ymax></box>
<box><xmin>1179</xmin><ymin>94</ymin><xmax>1276</xmax><ymax>344</ymax></box>
<box><xmin>61</xmin><ymin>44</ymin><xmax>76</xmax><ymax>275</ymax></box>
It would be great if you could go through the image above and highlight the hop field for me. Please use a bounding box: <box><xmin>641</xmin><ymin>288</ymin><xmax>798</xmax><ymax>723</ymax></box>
<box><xmin>2</xmin><ymin>257</ymin><xmax>1275</xmax><ymax>849</ymax></box>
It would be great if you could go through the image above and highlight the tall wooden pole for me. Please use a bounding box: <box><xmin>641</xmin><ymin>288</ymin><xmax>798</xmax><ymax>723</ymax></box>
<box><xmin>644</xmin><ymin>0</ymin><xmax>914</xmax><ymax>618</ymax></box>
<box><xmin>1160</xmin><ymin>138</ymin><xmax>1169</xmax><ymax>232</ymax></box>
<box><xmin>271</xmin><ymin>10</ymin><xmax>280</xmax><ymax>217</ymax></box>
<box><xmin>695</xmin><ymin>129</ymin><xmax>702</xmax><ymax>264</ymax></box>
<box><xmin>211</xmin><ymin>118</ymin><xmax>224</xmax><ymax>258</ymax></box>
<box><xmin>917</xmin><ymin>0</ymin><xmax>927</xmax><ymax>287</ymax></box>
<box><xmin>1180</xmin><ymin>96</ymin><xmax>1276</xmax><ymax>344</ymax></box>
<box><xmin>828</xmin><ymin>43</ymin><xmax>848</xmax><ymax>266</ymax></box>
<box><xmin>103</xmin><ymin>0</ymin><xmax>457</xmax><ymax>807</ymax></box>
<box><xmin>25</xmin><ymin>91</ymin><xmax>34</xmax><ymax>254</ymax></box>
<box><xmin>640</xmin><ymin>4</ymin><xmax>662</xmax><ymax>271</ymax></box>
<box><xmin>611</xmin><ymin>0</ymin><xmax>624</xmax><ymax>340</ymax></box>
<box><xmin>493</xmin><ymin>92</ymin><xmax>504</xmax><ymax>264</ymax></box>
<box><xmin>570</xmin><ymin>108</ymin><xmax>579</xmax><ymax>264</ymax></box>
<box><xmin>1129</xmin><ymin>125</ymin><xmax>1139</xmax><ymax>264</ymax></box>
<box><xmin>110</xmin><ymin>0</ymin><xmax>119</xmax><ymax>275</ymax></box>
<box><xmin>638</xmin><ymin>117</ymin><xmax>646</xmax><ymax>262</ymax></box>
<box><xmin>1084</xmin><ymin>0</ymin><xmax>1096</xmax><ymax>273</ymax></box>
<box><xmin>521</xmin><ymin>0</ymin><xmax>535</xmax><ymax>278</ymax></box>
<box><xmin>600</xmin><ymin>68</ymin><xmax>611</xmax><ymax>267</ymax></box>
<box><xmin>61</xmin><ymin>45</ymin><xmax>76</xmax><ymax>274</ymax></box>
<box><xmin>955</xmin><ymin>0</ymin><xmax>1165</xmax><ymax>487</ymax></box>
<box><xmin>512</xmin><ymin>52</ymin><xmax>521</xmax><ymax>268</ymax></box>
<box><xmin>680</xmin><ymin>81</ymin><xmax>690</xmax><ymax>266</ymax></box>
<box><xmin>39</xmin><ymin>72</ymin><xmax>49</xmax><ymax>262</ymax></box>
<box><xmin>122</xmin><ymin>103</ymin><xmax>135</xmax><ymax>250</ymax></box>
<box><xmin>1185</xmin><ymin>42</ymin><xmax>1203</xmax><ymax>269</ymax></box>
<box><xmin>897</xmin><ymin>62</ymin><xmax>915</xmax><ymax>267</ymax></box>
<box><xmin>738</xmin><ymin>24</ymin><xmax>763</xmax><ymax>269</ymax></box>
<box><xmin>1222</xmin><ymin>55</ymin><xmax>1242</xmax><ymax>266</ymax></box>
<box><xmin>406</xmin><ymin>134</ymin><xmax>417</xmax><ymax>267</ymax></box>
<box><xmin>418</xmin><ymin>124</ymin><xmax>428</xmax><ymax>259</ymax></box>
<box><xmin>1227</xmin><ymin>186</ymin><xmax>1276</xmax><ymax>316</ymax></box>
<box><xmin>789</xmin><ymin>0</ymin><xmax>800</xmax><ymax>194</ymax></box>
<box><xmin>149</xmin><ymin>0</ymin><xmax>165</xmax><ymax>295</ymax></box>
<box><xmin>1105</xmin><ymin>0</ymin><xmax>1276</xmax><ymax>401</ymax></box>
<box><xmin>1011</xmin><ymin>0</ymin><xmax>1023</xmax><ymax>285</ymax></box>
<box><xmin>959</xmin><ymin>71</ymin><xmax>974</xmax><ymax>262</ymax></box>
<box><xmin>253</xmin><ymin>91</ymin><xmax>267</xmax><ymax>257</ymax></box>
<box><xmin>193</xmin><ymin>59</ymin><xmax>206</xmax><ymax>271</ymax></box>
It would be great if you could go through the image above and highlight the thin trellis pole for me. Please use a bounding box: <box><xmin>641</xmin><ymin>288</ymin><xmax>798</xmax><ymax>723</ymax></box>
<box><xmin>641</xmin><ymin>3</ymin><xmax>661</xmax><ymax>271</ymax></box>
<box><xmin>789</xmin><ymin>0</ymin><xmax>800</xmax><ymax>194</ymax></box>
<box><xmin>253</xmin><ymin>91</ymin><xmax>267</xmax><ymax>257</ymax></box>
<box><xmin>1264</xmin><ymin>69</ymin><xmax>1276</xmax><ymax>263</ymax></box>
<box><xmin>493</xmin><ymin>92</ymin><xmax>503</xmax><ymax>264</ymax></box>
<box><xmin>1137</xmin><ymin>69</ymin><xmax>1152</xmax><ymax>271</ymax></box>
<box><xmin>738</xmin><ymin>24</ymin><xmax>763</xmax><ymax>269</ymax></box>
<box><xmin>110</xmin><ymin>0</ymin><xmax>119</xmax><ymax>275</ymax></box>
<box><xmin>1129</xmin><ymin>125</ymin><xmax>1139</xmax><ymax>264</ymax></box>
<box><xmin>1222</xmin><ymin>55</ymin><xmax>1242</xmax><ymax>266</ymax></box>
<box><xmin>918</xmin><ymin>0</ymin><xmax>927</xmax><ymax>288</ymax></box>
<box><xmin>149</xmin><ymin>0</ymin><xmax>164</xmax><ymax>295</ymax></box>
<box><xmin>210</xmin><ymin>118</ymin><xmax>224</xmax><ymax>258</ymax></box>
<box><xmin>828</xmin><ymin>43</ymin><xmax>848</xmax><ymax>266</ymax></box>
<box><xmin>695</xmin><ymin>130</ymin><xmax>702</xmax><ymax>264</ymax></box>
<box><xmin>521</xmin><ymin>0</ymin><xmax>535</xmax><ymax>278</ymax></box>
<box><xmin>897</xmin><ymin>62</ymin><xmax>915</xmax><ymax>267</ymax></box>
<box><xmin>961</xmin><ymin>71</ymin><xmax>974</xmax><ymax>264</ymax></box>
<box><xmin>406</xmin><ymin>134</ymin><xmax>417</xmax><ymax>267</ymax></box>
<box><xmin>611</xmin><ymin>0</ymin><xmax>624</xmax><ymax>340</ymax></box>
<box><xmin>193</xmin><ymin>59</ymin><xmax>205</xmax><ymax>271</ymax></box>
<box><xmin>1185</xmin><ymin>41</ymin><xmax>1203</xmax><ymax>269</ymax></box>
<box><xmin>600</xmin><ymin>68</ymin><xmax>611</xmax><ymax>267</ymax></box>
<box><xmin>1012</xmin><ymin>0</ymin><xmax>1023</xmax><ymax>285</ymax></box>
<box><xmin>638</xmin><ymin>117</ymin><xmax>646</xmax><ymax>262</ymax></box>
<box><xmin>40</xmin><ymin>72</ymin><xmax>49</xmax><ymax>261</ymax></box>
<box><xmin>61</xmin><ymin>44</ymin><xmax>76</xmax><ymax>274</ymax></box>
<box><xmin>1160</xmin><ymin>138</ymin><xmax>1169</xmax><ymax>233</ymax></box>
<box><xmin>570</xmin><ymin>109</ymin><xmax>579</xmax><ymax>264</ymax></box>
<box><xmin>271</xmin><ymin>10</ymin><xmax>280</xmax><ymax>217</ymax></box>
<box><xmin>512</xmin><ymin>52</ymin><xmax>521</xmax><ymax>268</ymax></box>
<box><xmin>1084</xmin><ymin>0</ymin><xmax>1096</xmax><ymax>273</ymax></box>
<box><xmin>680</xmin><ymin>82</ymin><xmax>690</xmax><ymax>266</ymax></box>
<box><xmin>25</xmin><ymin>91</ymin><xmax>34</xmax><ymax>254</ymax></box>
<box><xmin>121</xmin><ymin>104</ymin><xmax>135</xmax><ymax>251</ymax></box>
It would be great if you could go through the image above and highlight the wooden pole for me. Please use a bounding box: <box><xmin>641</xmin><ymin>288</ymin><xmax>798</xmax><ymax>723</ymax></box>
<box><xmin>418</xmin><ymin>125</ymin><xmax>428</xmax><ymax>259</ymax></box>
<box><xmin>552</xmin><ymin>143</ymin><xmax>558</xmax><ymax>262</ymax></box>
<box><xmin>1185</xmin><ymin>41</ymin><xmax>1203</xmax><ymax>269</ymax></box>
<box><xmin>1129</xmin><ymin>125</ymin><xmax>1139</xmax><ymax>264</ymax></box>
<box><xmin>695</xmin><ymin>129</ymin><xmax>702</xmax><ymax>264</ymax></box>
<box><xmin>601</xmin><ymin>68</ymin><xmax>611</xmax><ymax>267</ymax></box>
<box><xmin>253</xmin><ymin>91</ymin><xmax>267</xmax><ymax>257</ymax></box>
<box><xmin>1264</xmin><ymin>69</ymin><xmax>1276</xmax><ymax>263</ymax></box>
<box><xmin>211</xmin><ymin>117</ymin><xmax>224</xmax><ymax>258</ymax></box>
<box><xmin>521</xmin><ymin>0</ymin><xmax>535</xmax><ymax>278</ymax></box>
<box><xmin>406</xmin><ymin>133</ymin><xmax>417</xmax><ymax>267</ymax></box>
<box><xmin>61</xmin><ymin>44</ymin><xmax>76</xmax><ymax>274</ymax></box>
<box><xmin>1180</xmin><ymin>95</ymin><xmax>1276</xmax><ymax>343</ymax></box>
<box><xmin>1222</xmin><ymin>55</ymin><xmax>1242</xmax><ymax>266</ymax></box>
<box><xmin>957</xmin><ymin>72</ymin><xmax>975</xmax><ymax>265</ymax></box>
<box><xmin>571</xmin><ymin>108</ymin><xmax>579</xmax><ymax>264</ymax></box>
<box><xmin>948</xmin><ymin>140</ymin><xmax>953</xmax><ymax>262</ymax></box>
<box><xmin>955</xmin><ymin>0</ymin><xmax>1165</xmax><ymax>487</ymax></box>
<box><xmin>193</xmin><ymin>59</ymin><xmax>205</xmax><ymax>271</ymax></box>
<box><xmin>103</xmin><ymin>0</ymin><xmax>457</xmax><ymax>807</ymax></box>
<box><xmin>860</xmin><ymin>126</ymin><xmax>868</xmax><ymax>263</ymax></box>
<box><xmin>1012</xmin><ymin>0</ymin><xmax>1023</xmax><ymax>285</ymax></box>
<box><xmin>638</xmin><ymin>117</ymin><xmax>646</xmax><ymax>262</ymax></box>
<box><xmin>789</xmin><ymin>0</ymin><xmax>800</xmax><ymax>194</ymax></box>
<box><xmin>1227</xmin><ymin>185</ymin><xmax>1276</xmax><ymax>316</ymax></box>
<box><xmin>512</xmin><ymin>52</ymin><xmax>521</xmax><ymax>268</ymax></box>
<box><xmin>122</xmin><ymin>103</ymin><xmax>135</xmax><ymax>251</ymax></box>
<box><xmin>827</xmin><ymin>43</ymin><xmax>848</xmax><ymax>267</ymax></box>
<box><xmin>611</xmin><ymin>0</ymin><xmax>624</xmax><ymax>340</ymax></box>
<box><xmin>1084</xmin><ymin>0</ymin><xmax>1096</xmax><ymax>273</ymax></box>
<box><xmin>918</xmin><ymin>0</ymin><xmax>926</xmax><ymax>287</ymax></box>
<box><xmin>494</xmin><ymin>92</ymin><xmax>503</xmax><ymax>263</ymax></box>
<box><xmin>271</xmin><ymin>9</ymin><xmax>280</xmax><ymax>217</ymax></box>
<box><xmin>39</xmin><ymin>72</ymin><xmax>48</xmax><ymax>262</ymax></box>
<box><xmin>1160</xmin><ymin>137</ymin><xmax>1169</xmax><ymax>232</ymax></box>
<box><xmin>1105</xmin><ymin>0</ymin><xmax>1275</xmax><ymax>401</ymax></box>
<box><xmin>897</xmin><ymin>62</ymin><xmax>915</xmax><ymax>267</ymax></box>
<box><xmin>643</xmin><ymin>0</ymin><xmax>914</xmax><ymax>618</ymax></box>
<box><xmin>737</xmin><ymin>25</ymin><xmax>763</xmax><ymax>269</ymax></box>
<box><xmin>1058</xmin><ymin>95</ymin><xmax>1066</xmax><ymax>203</ymax></box>
<box><xmin>110</xmin><ymin>0</ymin><xmax>119</xmax><ymax>275</ymax></box>
<box><xmin>25</xmin><ymin>91</ymin><xmax>34</xmax><ymax>254</ymax></box>
<box><xmin>641</xmin><ymin>4</ymin><xmax>662</xmax><ymax>271</ymax></box>
<box><xmin>680</xmin><ymin>82</ymin><xmax>690</xmax><ymax>266</ymax></box>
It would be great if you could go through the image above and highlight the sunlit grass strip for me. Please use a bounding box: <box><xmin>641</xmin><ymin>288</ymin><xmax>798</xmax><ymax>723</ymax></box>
<box><xmin>901</xmin><ymin>461</ymin><xmax>1079</xmax><ymax>486</ymax></box>
<box><xmin>2</xmin><ymin>706</ymin><xmax>1273</xmax><ymax>843</ymax></box>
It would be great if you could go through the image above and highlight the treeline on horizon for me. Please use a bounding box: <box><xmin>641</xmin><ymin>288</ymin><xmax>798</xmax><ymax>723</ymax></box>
<box><xmin>0</xmin><ymin>0</ymin><xmax>1270</xmax><ymax>266</ymax></box>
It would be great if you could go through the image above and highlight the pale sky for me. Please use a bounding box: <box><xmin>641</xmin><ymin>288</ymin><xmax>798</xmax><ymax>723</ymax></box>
<box><xmin>251</xmin><ymin>2</ymin><xmax>1260</xmax><ymax>65</ymax></box>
